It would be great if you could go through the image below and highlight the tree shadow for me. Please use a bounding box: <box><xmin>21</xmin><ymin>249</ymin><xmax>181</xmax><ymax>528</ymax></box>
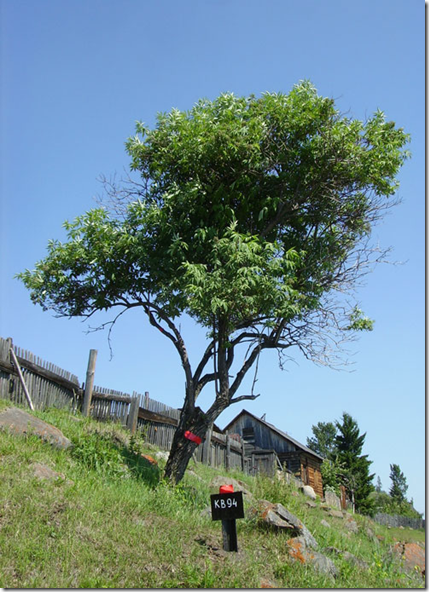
<box><xmin>120</xmin><ymin>447</ymin><xmax>161</xmax><ymax>488</ymax></box>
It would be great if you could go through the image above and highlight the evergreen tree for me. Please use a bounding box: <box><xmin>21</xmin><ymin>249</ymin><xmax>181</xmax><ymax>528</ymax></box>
<box><xmin>335</xmin><ymin>412</ymin><xmax>375</xmax><ymax>515</ymax></box>
<box><xmin>375</xmin><ymin>475</ymin><xmax>383</xmax><ymax>493</ymax></box>
<box><xmin>389</xmin><ymin>463</ymin><xmax>408</xmax><ymax>503</ymax></box>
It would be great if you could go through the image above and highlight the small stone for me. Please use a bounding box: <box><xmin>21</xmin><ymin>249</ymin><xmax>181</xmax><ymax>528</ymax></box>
<box><xmin>31</xmin><ymin>462</ymin><xmax>74</xmax><ymax>486</ymax></box>
<box><xmin>321</xmin><ymin>519</ymin><xmax>331</xmax><ymax>528</ymax></box>
<box><xmin>344</xmin><ymin>519</ymin><xmax>359</xmax><ymax>534</ymax></box>
<box><xmin>328</xmin><ymin>510</ymin><xmax>344</xmax><ymax>519</ymax></box>
<box><xmin>325</xmin><ymin>547</ymin><xmax>368</xmax><ymax>569</ymax></box>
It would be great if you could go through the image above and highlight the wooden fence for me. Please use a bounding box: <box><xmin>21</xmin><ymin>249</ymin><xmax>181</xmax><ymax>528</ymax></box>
<box><xmin>0</xmin><ymin>337</ymin><xmax>80</xmax><ymax>412</ymax></box>
<box><xmin>0</xmin><ymin>336</ymin><xmax>251</xmax><ymax>474</ymax></box>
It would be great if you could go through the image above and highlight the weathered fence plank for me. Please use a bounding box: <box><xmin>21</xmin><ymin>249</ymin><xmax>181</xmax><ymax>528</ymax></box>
<box><xmin>127</xmin><ymin>395</ymin><xmax>139</xmax><ymax>435</ymax></box>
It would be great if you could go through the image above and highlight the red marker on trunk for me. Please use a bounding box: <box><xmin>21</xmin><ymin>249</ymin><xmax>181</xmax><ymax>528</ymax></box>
<box><xmin>184</xmin><ymin>430</ymin><xmax>202</xmax><ymax>445</ymax></box>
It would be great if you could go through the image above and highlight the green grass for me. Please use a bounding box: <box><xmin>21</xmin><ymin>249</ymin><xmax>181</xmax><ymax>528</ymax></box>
<box><xmin>0</xmin><ymin>404</ymin><xmax>425</xmax><ymax>588</ymax></box>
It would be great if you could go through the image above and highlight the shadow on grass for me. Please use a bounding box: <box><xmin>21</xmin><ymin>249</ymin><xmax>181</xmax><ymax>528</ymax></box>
<box><xmin>70</xmin><ymin>430</ymin><xmax>161</xmax><ymax>488</ymax></box>
<box><xmin>120</xmin><ymin>447</ymin><xmax>161</xmax><ymax>488</ymax></box>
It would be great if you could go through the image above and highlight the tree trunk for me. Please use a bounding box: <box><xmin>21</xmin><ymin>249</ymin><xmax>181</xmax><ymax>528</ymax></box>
<box><xmin>163</xmin><ymin>406</ymin><xmax>210</xmax><ymax>484</ymax></box>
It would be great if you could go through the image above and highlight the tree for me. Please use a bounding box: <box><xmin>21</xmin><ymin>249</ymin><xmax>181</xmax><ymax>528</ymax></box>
<box><xmin>18</xmin><ymin>82</ymin><xmax>409</xmax><ymax>485</ymax></box>
<box><xmin>375</xmin><ymin>475</ymin><xmax>383</xmax><ymax>493</ymax></box>
<box><xmin>320</xmin><ymin>457</ymin><xmax>344</xmax><ymax>496</ymax></box>
<box><xmin>335</xmin><ymin>412</ymin><xmax>375</xmax><ymax>514</ymax></box>
<box><xmin>307</xmin><ymin>421</ymin><xmax>337</xmax><ymax>459</ymax></box>
<box><xmin>389</xmin><ymin>463</ymin><xmax>408</xmax><ymax>503</ymax></box>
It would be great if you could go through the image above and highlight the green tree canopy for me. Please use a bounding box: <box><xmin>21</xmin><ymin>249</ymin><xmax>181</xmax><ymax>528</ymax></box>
<box><xmin>18</xmin><ymin>82</ymin><xmax>410</xmax><ymax>484</ymax></box>
<box><xmin>307</xmin><ymin>421</ymin><xmax>338</xmax><ymax>459</ymax></box>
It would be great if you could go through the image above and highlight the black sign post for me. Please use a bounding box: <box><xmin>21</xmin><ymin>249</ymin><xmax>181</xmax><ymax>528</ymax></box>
<box><xmin>210</xmin><ymin>491</ymin><xmax>244</xmax><ymax>552</ymax></box>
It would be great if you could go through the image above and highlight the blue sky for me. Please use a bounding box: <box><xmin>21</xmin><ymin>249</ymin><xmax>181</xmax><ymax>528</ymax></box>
<box><xmin>1</xmin><ymin>0</ymin><xmax>425</xmax><ymax>515</ymax></box>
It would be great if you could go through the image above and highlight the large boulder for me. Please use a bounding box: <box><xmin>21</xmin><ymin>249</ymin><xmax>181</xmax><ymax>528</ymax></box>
<box><xmin>0</xmin><ymin>407</ymin><xmax>72</xmax><ymax>450</ymax></box>
<box><xmin>286</xmin><ymin>537</ymin><xmax>338</xmax><ymax>578</ymax></box>
<box><xmin>325</xmin><ymin>489</ymin><xmax>341</xmax><ymax>510</ymax></box>
<box><xmin>300</xmin><ymin>485</ymin><xmax>317</xmax><ymax>500</ymax></box>
<box><xmin>252</xmin><ymin>500</ymin><xmax>318</xmax><ymax>549</ymax></box>
<box><xmin>392</xmin><ymin>542</ymin><xmax>425</xmax><ymax>577</ymax></box>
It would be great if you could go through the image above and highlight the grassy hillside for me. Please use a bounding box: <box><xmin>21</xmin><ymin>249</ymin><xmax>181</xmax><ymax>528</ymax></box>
<box><xmin>0</xmin><ymin>400</ymin><xmax>424</xmax><ymax>588</ymax></box>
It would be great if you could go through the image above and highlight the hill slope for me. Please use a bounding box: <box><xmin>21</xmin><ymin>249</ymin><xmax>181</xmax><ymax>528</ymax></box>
<box><xmin>0</xmin><ymin>401</ymin><xmax>424</xmax><ymax>588</ymax></box>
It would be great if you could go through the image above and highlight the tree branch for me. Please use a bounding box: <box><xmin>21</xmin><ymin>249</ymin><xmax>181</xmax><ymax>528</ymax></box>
<box><xmin>230</xmin><ymin>393</ymin><xmax>261</xmax><ymax>405</ymax></box>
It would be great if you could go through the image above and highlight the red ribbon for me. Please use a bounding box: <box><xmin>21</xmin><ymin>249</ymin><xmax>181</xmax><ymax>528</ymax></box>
<box><xmin>184</xmin><ymin>430</ymin><xmax>202</xmax><ymax>445</ymax></box>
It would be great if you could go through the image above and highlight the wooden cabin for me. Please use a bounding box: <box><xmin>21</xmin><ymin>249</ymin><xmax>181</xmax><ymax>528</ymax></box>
<box><xmin>223</xmin><ymin>409</ymin><xmax>324</xmax><ymax>498</ymax></box>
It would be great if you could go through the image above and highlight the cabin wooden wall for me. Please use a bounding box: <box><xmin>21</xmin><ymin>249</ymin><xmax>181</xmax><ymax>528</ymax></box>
<box><xmin>228</xmin><ymin>414</ymin><xmax>297</xmax><ymax>453</ymax></box>
<box><xmin>300</xmin><ymin>453</ymin><xmax>323</xmax><ymax>498</ymax></box>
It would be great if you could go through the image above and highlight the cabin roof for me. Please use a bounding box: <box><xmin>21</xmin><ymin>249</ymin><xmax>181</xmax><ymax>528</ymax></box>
<box><xmin>223</xmin><ymin>409</ymin><xmax>324</xmax><ymax>462</ymax></box>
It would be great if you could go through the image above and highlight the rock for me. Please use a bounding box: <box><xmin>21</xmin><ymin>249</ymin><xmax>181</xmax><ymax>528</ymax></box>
<box><xmin>31</xmin><ymin>462</ymin><xmax>74</xmax><ymax>486</ymax></box>
<box><xmin>209</xmin><ymin>475</ymin><xmax>253</xmax><ymax>499</ymax></box>
<box><xmin>253</xmin><ymin>500</ymin><xmax>318</xmax><ymax>549</ymax></box>
<box><xmin>32</xmin><ymin>462</ymin><xmax>65</xmax><ymax>481</ymax></box>
<box><xmin>286</xmin><ymin>537</ymin><xmax>338</xmax><ymax>578</ymax></box>
<box><xmin>260</xmin><ymin>579</ymin><xmax>276</xmax><ymax>588</ymax></box>
<box><xmin>321</xmin><ymin>519</ymin><xmax>331</xmax><ymax>528</ymax></box>
<box><xmin>328</xmin><ymin>509</ymin><xmax>344</xmax><ymax>519</ymax></box>
<box><xmin>392</xmin><ymin>542</ymin><xmax>425</xmax><ymax>576</ymax></box>
<box><xmin>325</xmin><ymin>489</ymin><xmax>341</xmax><ymax>510</ymax></box>
<box><xmin>325</xmin><ymin>546</ymin><xmax>368</xmax><ymax>569</ymax></box>
<box><xmin>300</xmin><ymin>485</ymin><xmax>317</xmax><ymax>500</ymax></box>
<box><xmin>344</xmin><ymin>518</ymin><xmax>359</xmax><ymax>534</ymax></box>
<box><xmin>187</xmin><ymin>469</ymin><xmax>203</xmax><ymax>481</ymax></box>
<box><xmin>342</xmin><ymin>551</ymin><xmax>368</xmax><ymax>570</ymax></box>
<box><xmin>0</xmin><ymin>407</ymin><xmax>72</xmax><ymax>450</ymax></box>
<box><xmin>305</xmin><ymin>500</ymin><xmax>317</xmax><ymax>508</ymax></box>
<box><xmin>200</xmin><ymin>506</ymin><xmax>212</xmax><ymax>519</ymax></box>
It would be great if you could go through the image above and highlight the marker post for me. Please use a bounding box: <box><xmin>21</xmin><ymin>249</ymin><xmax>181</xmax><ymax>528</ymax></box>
<box><xmin>210</xmin><ymin>485</ymin><xmax>244</xmax><ymax>552</ymax></box>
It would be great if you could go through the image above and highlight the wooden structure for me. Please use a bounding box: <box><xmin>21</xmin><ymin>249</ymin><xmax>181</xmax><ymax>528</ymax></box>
<box><xmin>0</xmin><ymin>336</ymin><xmax>320</xmax><ymax>485</ymax></box>
<box><xmin>223</xmin><ymin>409</ymin><xmax>324</xmax><ymax>497</ymax></box>
<box><xmin>0</xmin><ymin>337</ymin><xmax>245</xmax><ymax>473</ymax></box>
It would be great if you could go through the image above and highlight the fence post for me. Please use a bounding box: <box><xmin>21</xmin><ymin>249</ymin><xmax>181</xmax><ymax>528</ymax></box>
<box><xmin>127</xmin><ymin>394</ymin><xmax>139</xmax><ymax>435</ymax></box>
<box><xmin>82</xmin><ymin>349</ymin><xmax>97</xmax><ymax>417</ymax></box>
<box><xmin>225</xmin><ymin>430</ymin><xmax>231</xmax><ymax>471</ymax></box>
<box><xmin>203</xmin><ymin>426</ymin><xmax>212</xmax><ymax>466</ymax></box>
<box><xmin>144</xmin><ymin>391</ymin><xmax>149</xmax><ymax>409</ymax></box>
<box><xmin>241</xmin><ymin>434</ymin><xmax>246</xmax><ymax>471</ymax></box>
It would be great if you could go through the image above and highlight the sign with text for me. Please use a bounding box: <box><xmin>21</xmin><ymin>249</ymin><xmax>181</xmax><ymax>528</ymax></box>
<box><xmin>210</xmin><ymin>491</ymin><xmax>244</xmax><ymax>521</ymax></box>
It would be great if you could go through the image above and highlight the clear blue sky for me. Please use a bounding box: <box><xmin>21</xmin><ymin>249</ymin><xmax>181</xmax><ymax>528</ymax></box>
<box><xmin>1</xmin><ymin>0</ymin><xmax>425</xmax><ymax>515</ymax></box>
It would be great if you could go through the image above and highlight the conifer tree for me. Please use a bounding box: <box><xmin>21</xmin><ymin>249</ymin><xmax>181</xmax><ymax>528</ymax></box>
<box><xmin>335</xmin><ymin>412</ymin><xmax>375</xmax><ymax>514</ymax></box>
<box><xmin>389</xmin><ymin>463</ymin><xmax>408</xmax><ymax>503</ymax></box>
